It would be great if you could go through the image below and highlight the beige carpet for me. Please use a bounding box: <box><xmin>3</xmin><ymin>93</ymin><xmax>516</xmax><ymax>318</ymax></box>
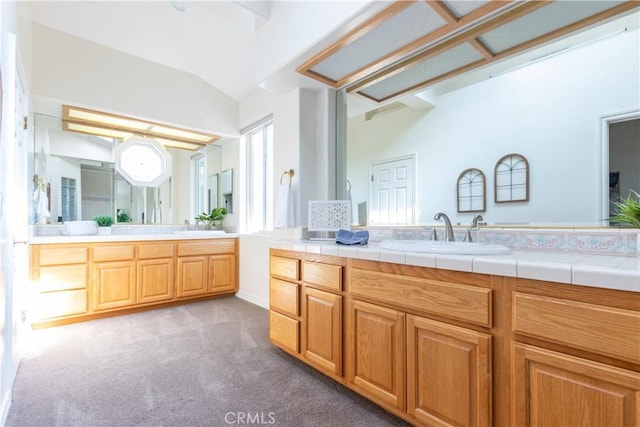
<box><xmin>6</xmin><ymin>297</ymin><xmax>408</xmax><ymax>426</ymax></box>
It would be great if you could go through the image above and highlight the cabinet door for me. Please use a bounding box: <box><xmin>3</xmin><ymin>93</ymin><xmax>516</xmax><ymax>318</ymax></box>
<box><xmin>348</xmin><ymin>300</ymin><xmax>405</xmax><ymax>410</ymax></box>
<box><xmin>209</xmin><ymin>254</ymin><xmax>236</xmax><ymax>294</ymax></box>
<box><xmin>512</xmin><ymin>343</ymin><xmax>640</xmax><ymax>427</ymax></box>
<box><xmin>93</xmin><ymin>261</ymin><xmax>136</xmax><ymax>311</ymax></box>
<box><xmin>176</xmin><ymin>256</ymin><xmax>208</xmax><ymax>298</ymax></box>
<box><xmin>406</xmin><ymin>314</ymin><xmax>491</xmax><ymax>427</ymax></box>
<box><xmin>138</xmin><ymin>258</ymin><xmax>174</xmax><ymax>304</ymax></box>
<box><xmin>303</xmin><ymin>287</ymin><xmax>342</xmax><ymax>375</ymax></box>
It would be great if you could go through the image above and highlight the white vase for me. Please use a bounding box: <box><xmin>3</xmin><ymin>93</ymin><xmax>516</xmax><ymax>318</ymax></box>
<box><xmin>97</xmin><ymin>227</ymin><xmax>111</xmax><ymax>236</ymax></box>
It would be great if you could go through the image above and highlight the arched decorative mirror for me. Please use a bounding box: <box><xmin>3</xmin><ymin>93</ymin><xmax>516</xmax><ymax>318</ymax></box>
<box><xmin>494</xmin><ymin>153</ymin><xmax>529</xmax><ymax>203</ymax></box>
<box><xmin>457</xmin><ymin>168</ymin><xmax>486</xmax><ymax>213</ymax></box>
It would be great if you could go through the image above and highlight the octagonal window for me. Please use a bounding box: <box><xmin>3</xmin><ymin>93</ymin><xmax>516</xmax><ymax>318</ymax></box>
<box><xmin>115</xmin><ymin>136</ymin><xmax>172</xmax><ymax>187</ymax></box>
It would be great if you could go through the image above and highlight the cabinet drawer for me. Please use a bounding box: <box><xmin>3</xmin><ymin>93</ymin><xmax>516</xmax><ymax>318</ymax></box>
<box><xmin>350</xmin><ymin>268</ymin><xmax>491</xmax><ymax>327</ymax></box>
<box><xmin>270</xmin><ymin>278</ymin><xmax>299</xmax><ymax>317</ymax></box>
<box><xmin>270</xmin><ymin>256</ymin><xmax>300</xmax><ymax>281</ymax></box>
<box><xmin>139</xmin><ymin>243</ymin><xmax>174</xmax><ymax>259</ymax></box>
<box><xmin>513</xmin><ymin>292</ymin><xmax>640</xmax><ymax>364</ymax></box>
<box><xmin>36</xmin><ymin>289</ymin><xmax>87</xmax><ymax>319</ymax></box>
<box><xmin>177</xmin><ymin>240</ymin><xmax>235</xmax><ymax>256</ymax></box>
<box><xmin>39</xmin><ymin>247</ymin><xmax>87</xmax><ymax>265</ymax></box>
<box><xmin>93</xmin><ymin>245</ymin><xmax>135</xmax><ymax>262</ymax></box>
<box><xmin>269</xmin><ymin>310</ymin><xmax>299</xmax><ymax>353</ymax></box>
<box><xmin>303</xmin><ymin>261</ymin><xmax>342</xmax><ymax>291</ymax></box>
<box><xmin>39</xmin><ymin>265</ymin><xmax>87</xmax><ymax>292</ymax></box>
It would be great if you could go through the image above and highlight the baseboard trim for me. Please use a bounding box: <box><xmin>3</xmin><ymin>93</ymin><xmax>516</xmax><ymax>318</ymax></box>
<box><xmin>235</xmin><ymin>291</ymin><xmax>268</xmax><ymax>310</ymax></box>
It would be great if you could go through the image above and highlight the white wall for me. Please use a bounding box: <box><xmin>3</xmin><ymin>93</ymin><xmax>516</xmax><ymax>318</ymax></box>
<box><xmin>30</xmin><ymin>24</ymin><xmax>239</xmax><ymax>137</ymax></box>
<box><xmin>237</xmin><ymin>86</ymin><xmax>333</xmax><ymax>308</ymax></box>
<box><xmin>347</xmin><ymin>28</ymin><xmax>640</xmax><ymax>226</ymax></box>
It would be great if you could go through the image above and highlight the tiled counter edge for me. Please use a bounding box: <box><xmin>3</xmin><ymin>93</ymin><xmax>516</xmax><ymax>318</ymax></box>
<box><xmin>270</xmin><ymin>240</ymin><xmax>640</xmax><ymax>293</ymax></box>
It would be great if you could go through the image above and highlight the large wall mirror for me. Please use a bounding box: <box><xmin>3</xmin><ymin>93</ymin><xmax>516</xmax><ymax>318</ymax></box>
<box><xmin>31</xmin><ymin>113</ymin><xmax>231</xmax><ymax>226</ymax></box>
<box><xmin>339</xmin><ymin>11</ymin><xmax>640</xmax><ymax>228</ymax></box>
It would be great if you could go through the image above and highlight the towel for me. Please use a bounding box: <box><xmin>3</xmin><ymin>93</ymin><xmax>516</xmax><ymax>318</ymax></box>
<box><xmin>335</xmin><ymin>229</ymin><xmax>369</xmax><ymax>245</ymax></box>
<box><xmin>275</xmin><ymin>184</ymin><xmax>294</xmax><ymax>229</ymax></box>
<box><xmin>62</xmin><ymin>220</ymin><xmax>99</xmax><ymax>235</ymax></box>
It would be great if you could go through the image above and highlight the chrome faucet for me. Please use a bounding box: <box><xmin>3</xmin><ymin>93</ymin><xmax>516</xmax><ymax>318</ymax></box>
<box><xmin>471</xmin><ymin>214</ymin><xmax>484</xmax><ymax>228</ymax></box>
<box><xmin>464</xmin><ymin>214</ymin><xmax>485</xmax><ymax>242</ymax></box>
<box><xmin>434</xmin><ymin>212</ymin><xmax>455</xmax><ymax>242</ymax></box>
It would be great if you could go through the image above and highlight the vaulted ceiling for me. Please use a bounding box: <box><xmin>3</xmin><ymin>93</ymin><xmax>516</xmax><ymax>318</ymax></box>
<box><xmin>28</xmin><ymin>1</ymin><xmax>270</xmax><ymax>101</ymax></box>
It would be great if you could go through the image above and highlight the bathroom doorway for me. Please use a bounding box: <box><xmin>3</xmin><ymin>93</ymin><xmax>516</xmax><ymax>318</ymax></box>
<box><xmin>369</xmin><ymin>154</ymin><xmax>415</xmax><ymax>225</ymax></box>
<box><xmin>602</xmin><ymin>111</ymin><xmax>640</xmax><ymax>223</ymax></box>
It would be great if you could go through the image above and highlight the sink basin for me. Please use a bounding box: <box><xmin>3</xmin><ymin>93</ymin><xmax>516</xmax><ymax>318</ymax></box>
<box><xmin>379</xmin><ymin>240</ymin><xmax>511</xmax><ymax>255</ymax></box>
<box><xmin>173</xmin><ymin>230</ymin><xmax>226</xmax><ymax>235</ymax></box>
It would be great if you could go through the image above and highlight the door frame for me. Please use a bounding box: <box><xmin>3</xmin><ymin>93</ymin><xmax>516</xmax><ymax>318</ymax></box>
<box><xmin>599</xmin><ymin>109</ymin><xmax>640</xmax><ymax>224</ymax></box>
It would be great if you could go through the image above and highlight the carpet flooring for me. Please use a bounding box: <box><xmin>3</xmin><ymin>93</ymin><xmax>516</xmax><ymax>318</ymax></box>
<box><xmin>6</xmin><ymin>297</ymin><xmax>408</xmax><ymax>427</ymax></box>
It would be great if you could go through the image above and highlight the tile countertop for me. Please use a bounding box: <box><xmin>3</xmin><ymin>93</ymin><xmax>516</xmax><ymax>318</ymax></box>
<box><xmin>30</xmin><ymin>233</ymin><xmax>239</xmax><ymax>244</ymax></box>
<box><xmin>269</xmin><ymin>240</ymin><xmax>640</xmax><ymax>293</ymax></box>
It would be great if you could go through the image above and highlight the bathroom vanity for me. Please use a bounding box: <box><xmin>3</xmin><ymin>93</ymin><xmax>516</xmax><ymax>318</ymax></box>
<box><xmin>268</xmin><ymin>241</ymin><xmax>639</xmax><ymax>427</ymax></box>
<box><xmin>29</xmin><ymin>234</ymin><xmax>238</xmax><ymax>328</ymax></box>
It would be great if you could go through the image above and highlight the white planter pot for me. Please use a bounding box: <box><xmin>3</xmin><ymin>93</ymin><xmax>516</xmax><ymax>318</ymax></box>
<box><xmin>97</xmin><ymin>227</ymin><xmax>112</xmax><ymax>236</ymax></box>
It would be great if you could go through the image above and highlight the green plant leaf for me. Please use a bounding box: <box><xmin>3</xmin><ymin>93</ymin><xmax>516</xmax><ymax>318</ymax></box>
<box><xmin>611</xmin><ymin>190</ymin><xmax>640</xmax><ymax>228</ymax></box>
<box><xmin>93</xmin><ymin>215</ymin><xmax>114</xmax><ymax>227</ymax></box>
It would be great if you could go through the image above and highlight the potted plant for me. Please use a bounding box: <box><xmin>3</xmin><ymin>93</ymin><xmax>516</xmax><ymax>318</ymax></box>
<box><xmin>195</xmin><ymin>207</ymin><xmax>227</xmax><ymax>229</ymax></box>
<box><xmin>611</xmin><ymin>190</ymin><xmax>640</xmax><ymax>228</ymax></box>
<box><xmin>117</xmin><ymin>209</ymin><xmax>131</xmax><ymax>223</ymax></box>
<box><xmin>94</xmin><ymin>215</ymin><xmax>114</xmax><ymax>235</ymax></box>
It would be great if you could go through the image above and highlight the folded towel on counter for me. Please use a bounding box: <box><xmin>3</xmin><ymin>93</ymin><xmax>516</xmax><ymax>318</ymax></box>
<box><xmin>61</xmin><ymin>220</ymin><xmax>98</xmax><ymax>236</ymax></box>
<box><xmin>335</xmin><ymin>229</ymin><xmax>369</xmax><ymax>245</ymax></box>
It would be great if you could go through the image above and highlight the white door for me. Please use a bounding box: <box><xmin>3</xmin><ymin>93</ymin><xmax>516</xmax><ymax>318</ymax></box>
<box><xmin>369</xmin><ymin>155</ymin><xmax>414</xmax><ymax>225</ymax></box>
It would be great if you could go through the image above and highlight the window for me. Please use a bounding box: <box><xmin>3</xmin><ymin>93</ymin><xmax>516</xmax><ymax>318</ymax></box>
<box><xmin>60</xmin><ymin>177</ymin><xmax>77</xmax><ymax>221</ymax></box>
<box><xmin>192</xmin><ymin>153</ymin><xmax>206</xmax><ymax>217</ymax></box>
<box><xmin>245</xmin><ymin>119</ymin><xmax>273</xmax><ymax>232</ymax></box>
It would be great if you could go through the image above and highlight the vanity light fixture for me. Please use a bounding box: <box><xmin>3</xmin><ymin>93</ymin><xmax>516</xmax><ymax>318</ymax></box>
<box><xmin>154</xmin><ymin>137</ymin><xmax>204</xmax><ymax>151</ymax></box>
<box><xmin>63</xmin><ymin>122</ymin><xmax>133</xmax><ymax>140</ymax></box>
<box><xmin>62</xmin><ymin>105</ymin><xmax>220</xmax><ymax>150</ymax></box>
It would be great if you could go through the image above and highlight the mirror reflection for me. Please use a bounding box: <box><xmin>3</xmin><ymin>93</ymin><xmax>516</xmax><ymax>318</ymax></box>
<box><xmin>32</xmin><ymin>113</ymin><xmax>230</xmax><ymax>225</ymax></box>
<box><xmin>341</xmin><ymin>13</ymin><xmax>639</xmax><ymax>227</ymax></box>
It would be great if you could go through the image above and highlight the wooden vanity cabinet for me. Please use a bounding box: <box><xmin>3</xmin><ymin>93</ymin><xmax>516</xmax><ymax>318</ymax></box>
<box><xmin>348</xmin><ymin>299</ymin><xmax>405</xmax><ymax>410</ymax></box>
<box><xmin>269</xmin><ymin>251</ymin><xmax>346</xmax><ymax>379</ymax></box>
<box><xmin>176</xmin><ymin>239</ymin><xmax>237</xmax><ymax>299</ymax></box>
<box><xmin>509</xmin><ymin>279</ymin><xmax>640</xmax><ymax>427</ymax></box>
<box><xmin>268</xmin><ymin>250</ymin><xmax>640</xmax><ymax>427</ymax></box>
<box><xmin>30</xmin><ymin>238</ymin><xmax>237</xmax><ymax>327</ymax></box>
<box><xmin>29</xmin><ymin>244</ymin><xmax>89</xmax><ymax>320</ymax></box>
<box><xmin>269</xmin><ymin>253</ymin><xmax>301</xmax><ymax>354</ymax></box>
<box><xmin>138</xmin><ymin>242</ymin><xmax>175</xmax><ymax>304</ymax></box>
<box><xmin>92</xmin><ymin>244</ymin><xmax>136</xmax><ymax>311</ymax></box>
<box><xmin>209</xmin><ymin>254</ymin><xmax>236</xmax><ymax>294</ymax></box>
<box><xmin>348</xmin><ymin>261</ymin><xmax>493</xmax><ymax>426</ymax></box>
<box><xmin>301</xmin><ymin>260</ymin><xmax>344</xmax><ymax>376</ymax></box>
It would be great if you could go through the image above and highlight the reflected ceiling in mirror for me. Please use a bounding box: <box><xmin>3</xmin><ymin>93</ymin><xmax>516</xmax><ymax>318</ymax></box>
<box><xmin>62</xmin><ymin>105</ymin><xmax>221</xmax><ymax>151</ymax></box>
<box><xmin>347</xmin><ymin>1</ymin><xmax>637</xmax><ymax>103</ymax></box>
<box><xmin>339</xmin><ymin>11</ymin><xmax>640</xmax><ymax>228</ymax></box>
